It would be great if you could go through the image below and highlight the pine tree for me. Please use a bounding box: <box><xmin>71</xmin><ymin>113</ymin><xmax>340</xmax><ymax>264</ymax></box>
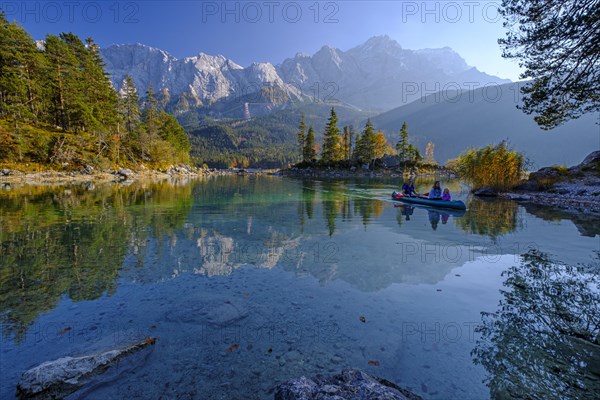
<box><xmin>0</xmin><ymin>16</ymin><xmax>192</xmax><ymax>167</ymax></box>
<box><xmin>321</xmin><ymin>107</ymin><xmax>342</xmax><ymax>163</ymax></box>
<box><xmin>499</xmin><ymin>0</ymin><xmax>599</xmax><ymax>128</ymax></box>
<box><xmin>140</xmin><ymin>83</ymin><xmax>160</xmax><ymax>161</ymax></box>
<box><xmin>357</xmin><ymin>118</ymin><xmax>376</xmax><ymax>163</ymax></box>
<box><xmin>83</xmin><ymin>37</ymin><xmax>119</xmax><ymax>130</ymax></box>
<box><xmin>416</xmin><ymin>146</ymin><xmax>423</xmax><ymax>162</ymax></box>
<box><xmin>76</xmin><ymin>36</ymin><xmax>121</xmax><ymax>157</ymax></box>
<box><xmin>303</xmin><ymin>125</ymin><xmax>316</xmax><ymax>163</ymax></box>
<box><xmin>43</xmin><ymin>34</ymin><xmax>80</xmax><ymax>131</ymax></box>
<box><xmin>57</xmin><ymin>32</ymin><xmax>93</xmax><ymax>132</ymax></box>
<box><xmin>158</xmin><ymin>111</ymin><xmax>191</xmax><ymax>163</ymax></box>
<box><xmin>143</xmin><ymin>83</ymin><xmax>160</xmax><ymax>122</ymax></box>
<box><xmin>342</xmin><ymin>126</ymin><xmax>351</xmax><ymax>160</ymax></box>
<box><xmin>120</xmin><ymin>75</ymin><xmax>140</xmax><ymax>136</ymax></box>
<box><xmin>0</xmin><ymin>12</ymin><xmax>43</xmax><ymax>127</ymax></box>
<box><xmin>407</xmin><ymin>144</ymin><xmax>423</xmax><ymax>163</ymax></box>
<box><xmin>297</xmin><ymin>113</ymin><xmax>306</xmax><ymax>161</ymax></box>
<box><xmin>396</xmin><ymin>122</ymin><xmax>411</xmax><ymax>163</ymax></box>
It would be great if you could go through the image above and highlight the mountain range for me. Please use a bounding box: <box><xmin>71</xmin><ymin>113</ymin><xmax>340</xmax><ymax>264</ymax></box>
<box><xmin>101</xmin><ymin>35</ymin><xmax>510</xmax><ymax>114</ymax></box>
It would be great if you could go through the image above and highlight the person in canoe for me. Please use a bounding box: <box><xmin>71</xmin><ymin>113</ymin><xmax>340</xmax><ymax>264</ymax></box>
<box><xmin>442</xmin><ymin>188</ymin><xmax>451</xmax><ymax>201</ymax></box>
<box><xmin>428</xmin><ymin>181</ymin><xmax>442</xmax><ymax>200</ymax></box>
<box><xmin>402</xmin><ymin>179</ymin><xmax>418</xmax><ymax>196</ymax></box>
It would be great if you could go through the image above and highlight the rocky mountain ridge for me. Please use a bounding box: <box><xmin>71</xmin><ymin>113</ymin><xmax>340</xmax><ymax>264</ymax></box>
<box><xmin>101</xmin><ymin>35</ymin><xmax>510</xmax><ymax>113</ymax></box>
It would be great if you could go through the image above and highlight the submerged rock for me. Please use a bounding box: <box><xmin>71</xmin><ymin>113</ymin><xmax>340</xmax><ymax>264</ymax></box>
<box><xmin>274</xmin><ymin>368</ymin><xmax>423</xmax><ymax>400</ymax></box>
<box><xmin>16</xmin><ymin>338</ymin><xmax>157</xmax><ymax>400</ymax></box>
<box><xmin>165</xmin><ymin>298</ymin><xmax>249</xmax><ymax>326</ymax></box>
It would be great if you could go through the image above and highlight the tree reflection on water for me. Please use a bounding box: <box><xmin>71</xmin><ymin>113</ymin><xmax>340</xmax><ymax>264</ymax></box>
<box><xmin>0</xmin><ymin>181</ymin><xmax>193</xmax><ymax>342</ymax></box>
<box><xmin>456</xmin><ymin>198</ymin><xmax>523</xmax><ymax>239</ymax></box>
<box><xmin>472</xmin><ymin>250</ymin><xmax>600</xmax><ymax>399</ymax></box>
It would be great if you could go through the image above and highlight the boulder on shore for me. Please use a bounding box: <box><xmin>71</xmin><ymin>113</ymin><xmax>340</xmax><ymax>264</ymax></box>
<box><xmin>518</xmin><ymin>150</ymin><xmax>600</xmax><ymax>191</ymax></box>
<box><xmin>274</xmin><ymin>368</ymin><xmax>423</xmax><ymax>400</ymax></box>
<box><xmin>381</xmin><ymin>155</ymin><xmax>401</xmax><ymax>168</ymax></box>
<box><xmin>571</xmin><ymin>150</ymin><xmax>600</xmax><ymax>174</ymax></box>
<box><xmin>473</xmin><ymin>187</ymin><xmax>498</xmax><ymax>197</ymax></box>
<box><xmin>116</xmin><ymin>168</ymin><xmax>135</xmax><ymax>179</ymax></box>
<box><xmin>16</xmin><ymin>338</ymin><xmax>156</xmax><ymax>400</ymax></box>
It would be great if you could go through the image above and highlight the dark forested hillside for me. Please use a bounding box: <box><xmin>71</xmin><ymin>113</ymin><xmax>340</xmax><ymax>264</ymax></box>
<box><xmin>182</xmin><ymin>102</ymin><xmax>370</xmax><ymax>168</ymax></box>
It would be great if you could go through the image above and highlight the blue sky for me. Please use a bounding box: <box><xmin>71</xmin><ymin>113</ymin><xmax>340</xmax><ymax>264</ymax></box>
<box><xmin>5</xmin><ymin>0</ymin><xmax>523</xmax><ymax>80</ymax></box>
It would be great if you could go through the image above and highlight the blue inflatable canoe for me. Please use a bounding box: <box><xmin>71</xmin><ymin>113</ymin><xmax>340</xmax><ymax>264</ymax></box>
<box><xmin>391</xmin><ymin>192</ymin><xmax>467</xmax><ymax>210</ymax></box>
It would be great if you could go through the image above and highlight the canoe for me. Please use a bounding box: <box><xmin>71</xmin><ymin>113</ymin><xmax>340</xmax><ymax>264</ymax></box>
<box><xmin>391</xmin><ymin>192</ymin><xmax>467</xmax><ymax>210</ymax></box>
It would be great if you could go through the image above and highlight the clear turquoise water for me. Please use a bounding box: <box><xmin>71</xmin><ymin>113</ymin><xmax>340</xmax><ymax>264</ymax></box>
<box><xmin>1</xmin><ymin>176</ymin><xmax>598</xmax><ymax>399</ymax></box>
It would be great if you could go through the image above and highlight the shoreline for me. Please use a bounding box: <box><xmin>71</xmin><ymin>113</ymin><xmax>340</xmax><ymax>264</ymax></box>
<box><xmin>0</xmin><ymin>171</ymin><xmax>204</xmax><ymax>186</ymax></box>
<box><xmin>500</xmin><ymin>191</ymin><xmax>600</xmax><ymax>216</ymax></box>
<box><xmin>3</xmin><ymin>166</ymin><xmax>599</xmax><ymax>220</ymax></box>
<box><xmin>0</xmin><ymin>165</ymin><xmax>454</xmax><ymax>185</ymax></box>
<box><xmin>279</xmin><ymin>167</ymin><xmax>457</xmax><ymax>179</ymax></box>
<box><xmin>499</xmin><ymin>151</ymin><xmax>600</xmax><ymax>217</ymax></box>
<box><xmin>0</xmin><ymin>165</ymin><xmax>232</xmax><ymax>186</ymax></box>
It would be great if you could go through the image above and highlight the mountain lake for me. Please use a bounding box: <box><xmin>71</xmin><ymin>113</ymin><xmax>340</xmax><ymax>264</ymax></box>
<box><xmin>1</xmin><ymin>175</ymin><xmax>598</xmax><ymax>399</ymax></box>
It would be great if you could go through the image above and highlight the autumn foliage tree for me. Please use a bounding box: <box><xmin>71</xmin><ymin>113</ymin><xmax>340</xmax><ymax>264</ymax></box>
<box><xmin>457</xmin><ymin>142</ymin><xmax>526</xmax><ymax>191</ymax></box>
<box><xmin>374</xmin><ymin>131</ymin><xmax>388</xmax><ymax>159</ymax></box>
<box><xmin>425</xmin><ymin>142</ymin><xmax>437</xmax><ymax>165</ymax></box>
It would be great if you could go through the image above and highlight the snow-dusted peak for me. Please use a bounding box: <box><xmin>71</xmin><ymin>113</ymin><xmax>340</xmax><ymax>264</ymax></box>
<box><xmin>224</xmin><ymin>59</ymin><xmax>243</xmax><ymax>70</ymax></box>
<box><xmin>101</xmin><ymin>35</ymin><xmax>511</xmax><ymax>112</ymax></box>
<box><xmin>413</xmin><ymin>46</ymin><xmax>470</xmax><ymax>75</ymax></box>
<box><xmin>105</xmin><ymin>43</ymin><xmax>174</xmax><ymax>61</ymax></box>
<box><xmin>245</xmin><ymin>62</ymin><xmax>282</xmax><ymax>83</ymax></box>
<box><xmin>347</xmin><ymin>35</ymin><xmax>403</xmax><ymax>59</ymax></box>
<box><xmin>315</xmin><ymin>44</ymin><xmax>340</xmax><ymax>55</ymax></box>
<box><xmin>314</xmin><ymin>45</ymin><xmax>343</xmax><ymax>65</ymax></box>
<box><xmin>358</xmin><ymin>35</ymin><xmax>402</xmax><ymax>50</ymax></box>
<box><xmin>185</xmin><ymin>53</ymin><xmax>235</xmax><ymax>71</ymax></box>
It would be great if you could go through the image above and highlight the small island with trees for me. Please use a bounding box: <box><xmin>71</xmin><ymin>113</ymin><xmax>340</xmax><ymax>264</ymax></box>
<box><xmin>289</xmin><ymin>107</ymin><xmax>443</xmax><ymax>176</ymax></box>
<box><xmin>286</xmin><ymin>106</ymin><xmax>600</xmax><ymax>216</ymax></box>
